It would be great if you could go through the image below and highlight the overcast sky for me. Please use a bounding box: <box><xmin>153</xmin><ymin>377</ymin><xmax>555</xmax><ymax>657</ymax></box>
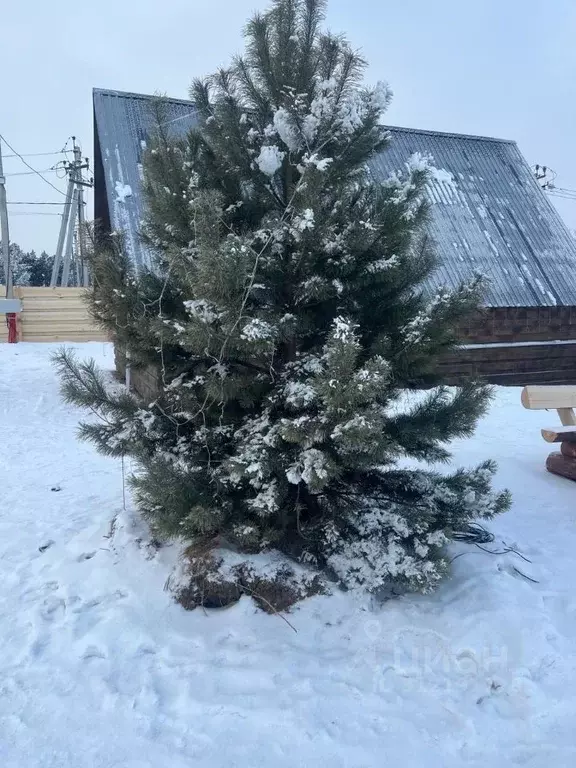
<box><xmin>2</xmin><ymin>0</ymin><xmax>575</xmax><ymax>253</ymax></box>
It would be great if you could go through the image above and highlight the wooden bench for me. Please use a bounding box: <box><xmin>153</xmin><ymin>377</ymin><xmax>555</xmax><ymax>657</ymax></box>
<box><xmin>521</xmin><ymin>385</ymin><xmax>576</xmax><ymax>480</ymax></box>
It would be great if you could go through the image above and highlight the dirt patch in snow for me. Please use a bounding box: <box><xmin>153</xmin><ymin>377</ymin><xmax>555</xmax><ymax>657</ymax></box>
<box><xmin>171</xmin><ymin>545</ymin><xmax>328</xmax><ymax>614</ymax></box>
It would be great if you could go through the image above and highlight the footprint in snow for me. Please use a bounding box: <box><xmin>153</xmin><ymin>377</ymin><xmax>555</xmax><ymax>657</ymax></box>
<box><xmin>20</xmin><ymin>580</ymin><xmax>60</xmax><ymax>606</ymax></box>
<box><xmin>70</xmin><ymin>590</ymin><xmax>129</xmax><ymax>639</ymax></box>
<box><xmin>28</xmin><ymin>595</ymin><xmax>66</xmax><ymax>659</ymax></box>
<box><xmin>76</xmin><ymin>551</ymin><xmax>96</xmax><ymax>562</ymax></box>
<box><xmin>39</xmin><ymin>595</ymin><xmax>66</xmax><ymax>621</ymax></box>
<box><xmin>81</xmin><ymin>645</ymin><xmax>107</xmax><ymax>661</ymax></box>
<box><xmin>30</xmin><ymin>636</ymin><xmax>49</xmax><ymax>659</ymax></box>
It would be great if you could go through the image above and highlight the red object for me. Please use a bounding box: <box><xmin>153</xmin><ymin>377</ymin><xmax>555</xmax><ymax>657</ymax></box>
<box><xmin>6</xmin><ymin>312</ymin><xmax>17</xmax><ymax>343</ymax></box>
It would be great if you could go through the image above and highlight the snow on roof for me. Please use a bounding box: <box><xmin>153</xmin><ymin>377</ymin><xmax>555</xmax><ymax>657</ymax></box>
<box><xmin>93</xmin><ymin>87</ymin><xmax>576</xmax><ymax>308</ymax></box>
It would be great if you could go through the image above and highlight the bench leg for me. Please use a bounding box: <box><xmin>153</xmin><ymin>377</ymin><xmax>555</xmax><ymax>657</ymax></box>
<box><xmin>557</xmin><ymin>408</ymin><xmax>576</xmax><ymax>427</ymax></box>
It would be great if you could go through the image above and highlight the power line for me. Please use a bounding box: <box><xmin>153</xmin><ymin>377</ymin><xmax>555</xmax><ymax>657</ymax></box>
<box><xmin>0</xmin><ymin>134</ymin><xmax>67</xmax><ymax>197</ymax></box>
<box><xmin>533</xmin><ymin>164</ymin><xmax>576</xmax><ymax>201</ymax></box>
<box><xmin>7</xmin><ymin>201</ymin><xmax>67</xmax><ymax>205</ymax></box>
<box><xmin>550</xmin><ymin>188</ymin><xmax>576</xmax><ymax>198</ymax></box>
<box><xmin>3</xmin><ymin>168</ymin><xmax>61</xmax><ymax>177</ymax></box>
<box><xmin>547</xmin><ymin>188</ymin><xmax>576</xmax><ymax>200</ymax></box>
<box><xmin>9</xmin><ymin>211</ymin><xmax>63</xmax><ymax>217</ymax></box>
<box><xmin>532</xmin><ymin>164</ymin><xmax>557</xmax><ymax>190</ymax></box>
<box><xmin>2</xmin><ymin>150</ymin><xmax>65</xmax><ymax>159</ymax></box>
<box><xmin>548</xmin><ymin>192</ymin><xmax>576</xmax><ymax>200</ymax></box>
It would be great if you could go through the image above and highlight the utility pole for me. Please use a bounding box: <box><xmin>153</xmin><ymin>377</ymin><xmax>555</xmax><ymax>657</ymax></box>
<box><xmin>50</xmin><ymin>137</ymin><xmax>93</xmax><ymax>287</ymax></box>
<box><xmin>533</xmin><ymin>164</ymin><xmax>556</xmax><ymax>190</ymax></box>
<box><xmin>75</xmin><ymin>142</ymin><xmax>89</xmax><ymax>287</ymax></box>
<box><xmin>50</xmin><ymin>174</ymin><xmax>74</xmax><ymax>286</ymax></box>
<box><xmin>61</xmin><ymin>186</ymin><xmax>79</xmax><ymax>287</ymax></box>
<box><xmin>0</xmin><ymin>136</ymin><xmax>13</xmax><ymax>298</ymax></box>
<box><xmin>0</xmin><ymin>136</ymin><xmax>19</xmax><ymax>342</ymax></box>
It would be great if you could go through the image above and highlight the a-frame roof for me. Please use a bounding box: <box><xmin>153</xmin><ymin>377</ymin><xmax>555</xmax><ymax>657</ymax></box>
<box><xmin>94</xmin><ymin>87</ymin><xmax>576</xmax><ymax>307</ymax></box>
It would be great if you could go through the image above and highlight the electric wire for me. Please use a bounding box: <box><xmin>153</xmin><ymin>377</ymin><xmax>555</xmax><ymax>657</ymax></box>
<box><xmin>0</xmin><ymin>134</ymin><xmax>67</xmax><ymax>197</ymax></box>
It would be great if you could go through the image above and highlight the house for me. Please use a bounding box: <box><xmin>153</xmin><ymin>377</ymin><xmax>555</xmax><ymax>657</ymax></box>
<box><xmin>93</xmin><ymin>87</ymin><xmax>576</xmax><ymax>385</ymax></box>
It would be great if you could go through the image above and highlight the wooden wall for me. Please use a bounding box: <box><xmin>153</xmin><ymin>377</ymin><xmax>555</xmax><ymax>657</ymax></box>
<box><xmin>445</xmin><ymin>306</ymin><xmax>576</xmax><ymax>385</ymax></box>
<box><xmin>1</xmin><ymin>287</ymin><xmax>107</xmax><ymax>343</ymax></box>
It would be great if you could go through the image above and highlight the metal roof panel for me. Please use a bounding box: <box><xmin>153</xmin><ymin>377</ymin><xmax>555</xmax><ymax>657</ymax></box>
<box><xmin>93</xmin><ymin>88</ymin><xmax>576</xmax><ymax>307</ymax></box>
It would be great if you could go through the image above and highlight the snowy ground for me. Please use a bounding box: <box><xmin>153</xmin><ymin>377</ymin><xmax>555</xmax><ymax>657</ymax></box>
<box><xmin>2</xmin><ymin>342</ymin><xmax>576</xmax><ymax>767</ymax></box>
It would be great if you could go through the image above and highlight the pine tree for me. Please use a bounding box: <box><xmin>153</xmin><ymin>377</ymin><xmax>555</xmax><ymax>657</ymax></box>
<box><xmin>56</xmin><ymin>0</ymin><xmax>510</xmax><ymax>596</ymax></box>
<box><xmin>26</xmin><ymin>250</ymin><xmax>55</xmax><ymax>286</ymax></box>
<box><xmin>0</xmin><ymin>244</ymin><xmax>55</xmax><ymax>286</ymax></box>
<box><xmin>1</xmin><ymin>242</ymin><xmax>30</xmax><ymax>286</ymax></box>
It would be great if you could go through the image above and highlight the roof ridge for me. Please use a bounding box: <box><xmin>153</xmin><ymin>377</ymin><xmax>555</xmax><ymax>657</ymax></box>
<box><xmin>93</xmin><ymin>87</ymin><xmax>194</xmax><ymax>108</ymax></box>
<box><xmin>385</xmin><ymin>124</ymin><xmax>516</xmax><ymax>145</ymax></box>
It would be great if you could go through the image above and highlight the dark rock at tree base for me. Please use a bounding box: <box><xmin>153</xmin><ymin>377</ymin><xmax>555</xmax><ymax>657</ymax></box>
<box><xmin>177</xmin><ymin>573</ymin><xmax>244</xmax><ymax>610</ymax></box>
<box><xmin>173</xmin><ymin>550</ymin><xmax>243</xmax><ymax>610</ymax></box>
<box><xmin>172</xmin><ymin>548</ymin><xmax>328</xmax><ymax>614</ymax></box>
<box><xmin>237</xmin><ymin>564</ymin><xmax>328</xmax><ymax>614</ymax></box>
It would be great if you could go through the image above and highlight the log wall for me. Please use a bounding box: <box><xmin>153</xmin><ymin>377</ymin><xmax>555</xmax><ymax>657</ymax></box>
<box><xmin>0</xmin><ymin>287</ymin><xmax>107</xmax><ymax>343</ymax></box>
<box><xmin>439</xmin><ymin>307</ymin><xmax>576</xmax><ymax>385</ymax></box>
<box><xmin>112</xmin><ymin>304</ymin><xmax>576</xmax><ymax>397</ymax></box>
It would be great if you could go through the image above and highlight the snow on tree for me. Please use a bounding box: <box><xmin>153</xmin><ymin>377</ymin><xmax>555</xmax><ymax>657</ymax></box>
<box><xmin>0</xmin><ymin>242</ymin><xmax>30</xmax><ymax>286</ymax></box>
<box><xmin>0</xmin><ymin>243</ymin><xmax>55</xmax><ymax>287</ymax></box>
<box><xmin>56</xmin><ymin>0</ymin><xmax>510</xmax><ymax>603</ymax></box>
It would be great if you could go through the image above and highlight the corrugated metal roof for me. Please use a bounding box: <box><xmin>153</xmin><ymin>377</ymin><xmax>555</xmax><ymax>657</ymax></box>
<box><xmin>93</xmin><ymin>87</ymin><xmax>576</xmax><ymax>307</ymax></box>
